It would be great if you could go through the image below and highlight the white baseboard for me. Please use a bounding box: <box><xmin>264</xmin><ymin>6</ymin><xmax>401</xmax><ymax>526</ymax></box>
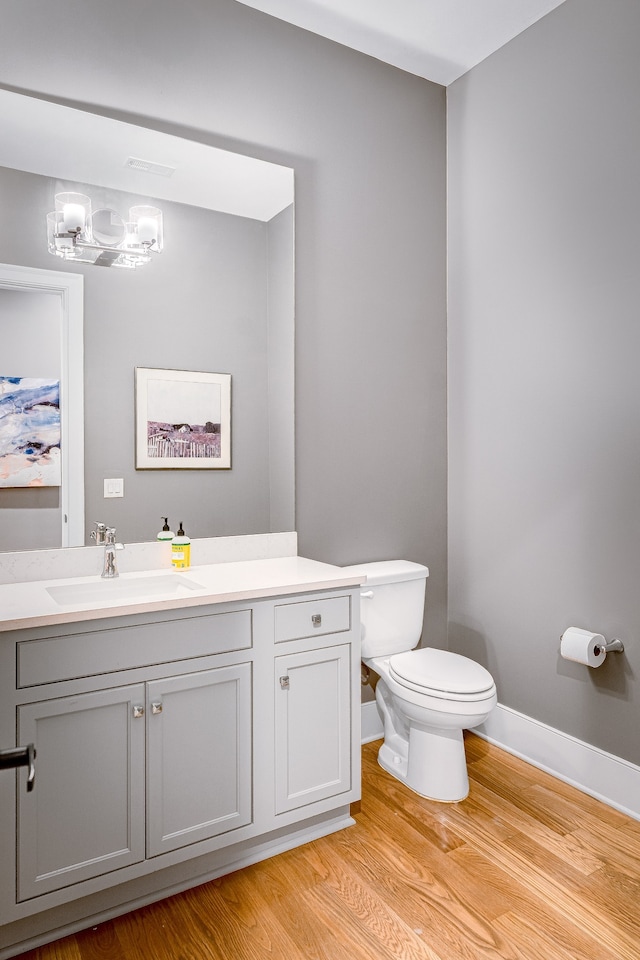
<box><xmin>476</xmin><ymin>703</ymin><xmax>640</xmax><ymax>821</ymax></box>
<box><xmin>361</xmin><ymin>700</ymin><xmax>383</xmax><ymax>744</ymax></box>
<box><xmin>361</xmin><ymin>700</ymin><xmax>640</xmax><ymax>821</ymax></box>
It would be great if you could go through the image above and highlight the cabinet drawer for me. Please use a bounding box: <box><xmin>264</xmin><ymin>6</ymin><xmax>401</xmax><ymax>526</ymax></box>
<box><xmin>18</xmin><ymin>610</ymin><xmax>252</xmax><ymax>687</ymax></box>
<box><xmin>274</xmin><ymin>595</ymin><xmax>351</xmax><ymax>643</ymax></box>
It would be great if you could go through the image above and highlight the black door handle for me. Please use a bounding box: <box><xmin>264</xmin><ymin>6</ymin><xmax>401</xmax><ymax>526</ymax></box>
<box><xmin>0</xmin><ymin>744</ymin><xmax>36</xmax><ymax>791</ymax></box>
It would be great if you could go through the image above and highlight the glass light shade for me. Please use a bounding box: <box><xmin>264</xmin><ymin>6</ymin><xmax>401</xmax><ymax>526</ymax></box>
<box><xmin>91</xmin><ymin>208</ymin><xmax>126</xmax><ymax>247</ymax></box>
<box><xmin>54</xmin><ymin>192</ymin><xmax>92</xmax><ymax>238</ymax></box>
<box><xmin>123</xmin><ymin>221</ymin><xmax>141</xmax><ymax>250</ymax></box>
<box><xmin>47</xmin><ymin>212</ymin><xmax>70</xmax><ymax>257</ymax></box>
<box><xmin>129</xmin><ymin>205</ymin><xmax>163</xmax><ymax>252</ymax></box>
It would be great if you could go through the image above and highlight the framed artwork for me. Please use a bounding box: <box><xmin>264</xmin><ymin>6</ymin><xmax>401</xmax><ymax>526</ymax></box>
<box><xmin>0</xmin><ymin>376</ymin><xmax>61</xmax><ymax>487</ymax></box>
<box><xmin>135</xmin><ymin>367</ymin><xmax>231</xmax><ymax>469</ymax></box>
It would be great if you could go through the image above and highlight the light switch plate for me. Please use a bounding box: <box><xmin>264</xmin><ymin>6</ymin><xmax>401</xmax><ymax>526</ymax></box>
<box><xmin>104</xmin><ymin>478</ymin><xmax>124</xmax><ymax>498</ymax></box>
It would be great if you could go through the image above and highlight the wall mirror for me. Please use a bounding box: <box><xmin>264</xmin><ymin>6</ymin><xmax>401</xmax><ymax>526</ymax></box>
<box><xmin>0</xmin><ymin>89</ymin><xmax>295</xmax><ymax>553</ymax></box>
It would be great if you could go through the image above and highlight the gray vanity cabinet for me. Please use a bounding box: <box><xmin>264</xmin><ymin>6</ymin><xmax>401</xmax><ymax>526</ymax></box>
<box><xmin>0</xmin><ymin>583</ymin><xmax>361</xmax><ymax>959</ymax></box>
<box><xmin>17</xmin><ymin>684</ymin><xmax>146</xmax><ymax>900</ymax></box>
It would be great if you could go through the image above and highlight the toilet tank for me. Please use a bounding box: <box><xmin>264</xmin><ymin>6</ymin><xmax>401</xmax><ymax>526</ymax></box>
<box><xmin>341</xmin><ymin>560</ymin><xmax>428</xmax><ymax>660</ymax></box>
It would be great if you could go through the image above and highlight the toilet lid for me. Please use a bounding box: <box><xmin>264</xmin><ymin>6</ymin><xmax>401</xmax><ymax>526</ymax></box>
<box><xmin>389</xmin><ymin>648</ymin><xmax>495</xmax><ymax>697</ymax></box>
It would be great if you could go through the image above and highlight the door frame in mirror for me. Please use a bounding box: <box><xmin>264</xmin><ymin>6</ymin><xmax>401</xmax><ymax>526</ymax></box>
<box><xmin>0</xmin><ymin>263</ymin><xmax>84</xmax><ymax>547</ymax></box>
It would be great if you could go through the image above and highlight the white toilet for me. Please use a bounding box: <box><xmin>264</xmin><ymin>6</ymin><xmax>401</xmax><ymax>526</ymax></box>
<box><xmin>343</xmin><ymin>559</ymin><xmax>497</xmax><ymax>802</ymax></box>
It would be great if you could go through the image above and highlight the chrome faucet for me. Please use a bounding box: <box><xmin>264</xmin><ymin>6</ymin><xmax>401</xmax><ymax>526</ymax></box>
<box><xmin>101</xmin><ymin>527</ymin><xmax>124</xmax><ymax>578</ymax></box>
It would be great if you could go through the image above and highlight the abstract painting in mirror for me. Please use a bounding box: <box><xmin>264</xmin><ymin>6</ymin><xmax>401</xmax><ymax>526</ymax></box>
<box><xmin>0</xmin><ymin>376</ymin><xmax>61</xmax><ymax>487</ymax></box>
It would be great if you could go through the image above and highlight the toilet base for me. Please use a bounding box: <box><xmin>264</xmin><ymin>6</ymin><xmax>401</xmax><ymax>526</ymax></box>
<box><xmin>374</xmin><ymin>679</ymin><xmax>471</xmax><ymax>802</ymax></box>
<box><xmin>377</xmin><ymin>724</ymin><xmax>469</xmax><ymax>802</ymax></box>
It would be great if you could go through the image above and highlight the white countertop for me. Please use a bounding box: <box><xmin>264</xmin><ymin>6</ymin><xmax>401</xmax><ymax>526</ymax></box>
<box><xmin>0</xmin><ymin>556</ymin><xmax>365</xmax><ymax>633</ymax></box>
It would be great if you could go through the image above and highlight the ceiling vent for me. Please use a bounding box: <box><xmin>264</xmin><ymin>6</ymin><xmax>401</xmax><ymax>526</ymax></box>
<box><xmin>125</xmin><ymin>156</ymin><xmax>176</xmax><ymax>178</ymax></box>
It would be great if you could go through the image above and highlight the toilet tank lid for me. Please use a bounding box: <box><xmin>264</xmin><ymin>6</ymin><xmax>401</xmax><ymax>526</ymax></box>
<box><xmin>340</xmin><ymin>560</ymin><xmax>429</xmax><ymax>585</ymax></box>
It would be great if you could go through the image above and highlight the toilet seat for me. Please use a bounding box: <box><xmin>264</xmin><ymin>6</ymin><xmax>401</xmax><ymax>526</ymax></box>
<box><xmin>389</xmin><ymin>648</ymin><xmax>496</xmax><ymax>702</ymax></box>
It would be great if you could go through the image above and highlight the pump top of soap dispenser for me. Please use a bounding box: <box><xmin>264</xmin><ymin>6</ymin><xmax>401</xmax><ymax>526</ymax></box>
<box><xmin>157</xmin><ymin>517</ymin><xmax>175</xmax><ymax>541</ymax></box>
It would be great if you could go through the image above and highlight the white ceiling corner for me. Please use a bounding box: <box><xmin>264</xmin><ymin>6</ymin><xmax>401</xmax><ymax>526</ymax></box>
<box><xmin>234</xmin><ymin>0</ymin><xmax>568</xmax><ymax>86</ymax></box>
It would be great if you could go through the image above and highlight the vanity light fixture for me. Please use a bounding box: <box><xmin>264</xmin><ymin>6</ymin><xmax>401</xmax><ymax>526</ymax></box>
<box><xmin>47</xmin><ymin>193</ymin><xmax>163</xmax><ymax>269</ymax></box>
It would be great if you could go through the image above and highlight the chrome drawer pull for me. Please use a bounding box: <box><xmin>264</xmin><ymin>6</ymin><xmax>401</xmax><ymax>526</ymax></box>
<box><xmin>132</xmin><ymin>705</ymin><xmax>144</xmax><ymax>719</ymax></box>
<box><xmin>151</xmin><ymin>701</ymin><xmax>163</xmax><ymax>715</ymax></box>
<box><xmin>311</xmin><ymin>614</ymin><xmax>322</xmax><ymax>628</ymax></box>
<box><xmin>280</xmin><ymin>676</ymin><xmax>290</xmax><ymax>689</ymax></box>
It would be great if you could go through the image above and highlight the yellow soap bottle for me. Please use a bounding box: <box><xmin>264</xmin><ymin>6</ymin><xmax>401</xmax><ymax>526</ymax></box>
<box><xmin>171</xmin><ymin>522</ymin><xmax>191</xmax><ymax>569</ymax></box>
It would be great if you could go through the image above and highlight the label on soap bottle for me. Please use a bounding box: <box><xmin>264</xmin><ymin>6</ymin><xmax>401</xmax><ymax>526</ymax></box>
<box><xmin>171</xmin><ymin>542</ymin><xmax>190</xmax><ymax>569</ymax></box>
<box><xmin>171</xmin><ymin>524</ymin><xmax>190</xmax><ymax>569</ymax></box>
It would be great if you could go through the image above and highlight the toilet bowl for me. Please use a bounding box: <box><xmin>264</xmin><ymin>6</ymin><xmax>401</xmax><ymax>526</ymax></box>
<box><xmin>342</xmin><ymin>560</ymin><xmax>497</xmax><ymax>802</ymax></box>
<box><xmin>369</xmin><ymin>648</ymin><xmax>496</xmax><ymax>801</ymax></box>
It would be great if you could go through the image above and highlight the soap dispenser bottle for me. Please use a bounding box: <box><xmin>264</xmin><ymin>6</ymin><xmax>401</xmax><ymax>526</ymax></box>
<box><xmin>157</xmin><ymin>517</ymin><xmax>175</xmax><ymax>542</ymax></box>
<box><xmin>171</xmin><ymin>522</ymin><xmax>191</xmax><ymax>569</ymax></box>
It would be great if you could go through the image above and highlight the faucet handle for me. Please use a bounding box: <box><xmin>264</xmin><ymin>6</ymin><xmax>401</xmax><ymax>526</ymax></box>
<box><xmin>106</xmin><ymin>528</ymin><xmax>125</xmax><ymax>551</ymax></box>
<box><xmin>90</xmin><ymin>521</ymin><xmax>107</xmax><ymax>544</ymax></box>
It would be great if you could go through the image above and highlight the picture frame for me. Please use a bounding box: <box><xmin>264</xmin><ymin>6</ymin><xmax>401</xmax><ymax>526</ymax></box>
<box><xmin>135</xmin><ymin>367</ymin><xmax>231</xmax><ymax>469</ymax></box>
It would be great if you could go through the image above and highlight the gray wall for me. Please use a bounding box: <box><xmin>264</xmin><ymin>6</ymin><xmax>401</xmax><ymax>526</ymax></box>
<box><xmin>448</xmin><ymin>0</ymin><xmax>640</xmax><ymax>763</ymax></box>
<box><xmin>0</xmin><ymin>0</ymin><xmax>448</xmax><ymax>646</ymax></box>
<box><xmin>0</xmin><ymin>165</ymin><xmax>276</xmax><ymax>544</ymax></box>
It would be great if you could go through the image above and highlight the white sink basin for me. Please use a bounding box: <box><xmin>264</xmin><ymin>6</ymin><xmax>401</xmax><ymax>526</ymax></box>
<box><xmin>47</xmin><ymin>575</ymin><xmax>205</xmax><ymax>606</ymax></box>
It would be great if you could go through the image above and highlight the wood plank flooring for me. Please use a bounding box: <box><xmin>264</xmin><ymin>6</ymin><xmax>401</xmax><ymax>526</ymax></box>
<box><xmin>20</xmin><ymin>735</ymin><xmax>640</xmax><ymax>960</ymax></box>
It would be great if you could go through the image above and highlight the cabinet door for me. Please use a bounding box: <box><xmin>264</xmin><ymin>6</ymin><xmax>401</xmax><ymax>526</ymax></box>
<box><xmin>146</xmin><ymin>664</ymin><xmax>252</xmax><ymax>857</ymax></box>
<box><xmin>17</xmin><ymin>685</ymin><xmax>146</xmax><ymax>900</ymax></box>
<box><xmin>275</xmin><ymin>644</ymin><xmax>351</xmax><ymax>814</ymax></box>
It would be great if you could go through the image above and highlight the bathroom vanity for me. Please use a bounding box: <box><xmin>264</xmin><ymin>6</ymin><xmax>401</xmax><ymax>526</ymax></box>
<box><xmin>0</xmin><ymin>556</ymin><xmax>363</xmax><ymax>958</ymax></box>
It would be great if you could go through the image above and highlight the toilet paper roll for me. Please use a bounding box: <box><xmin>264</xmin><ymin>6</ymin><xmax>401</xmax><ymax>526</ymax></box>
<box><xmin>560</xmin><ymin>627</ymin><xmax>607</xmax><ymax>667</ymax></box>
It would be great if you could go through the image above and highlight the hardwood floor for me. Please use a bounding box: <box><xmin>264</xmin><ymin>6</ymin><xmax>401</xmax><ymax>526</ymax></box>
<box><xmin>21</xmin><ymin>735</ymin><xmax>640</xmax><ymax>960</ymax></box>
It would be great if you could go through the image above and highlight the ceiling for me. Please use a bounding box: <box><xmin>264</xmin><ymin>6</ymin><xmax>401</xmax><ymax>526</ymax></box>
<box><xmin>235</xmin><ymin>0</ymin><xmax>567</xmax><ymax>86</ymax></box>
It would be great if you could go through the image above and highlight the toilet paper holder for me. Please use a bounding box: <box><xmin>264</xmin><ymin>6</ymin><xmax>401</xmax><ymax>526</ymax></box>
<box><xmin>597</xmin><ymin>637</ymin><xmax>625</xmax><ymax>654</ymax></box>
<box><xmin>559</xmin><ymin>635</ymin><xmax>625</xmax><ymax>655</ymax></box>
